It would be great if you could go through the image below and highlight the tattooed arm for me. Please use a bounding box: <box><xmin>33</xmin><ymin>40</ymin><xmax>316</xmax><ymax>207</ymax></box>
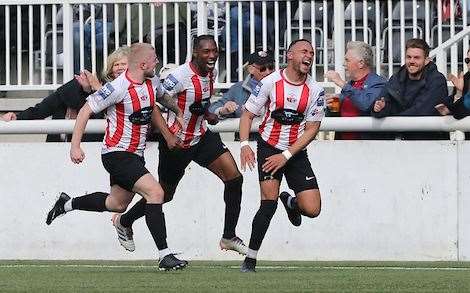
<box><xmin>158</xmin><ymin>92</ymin><xmax>182</xmax><ymax>116</ymax></box>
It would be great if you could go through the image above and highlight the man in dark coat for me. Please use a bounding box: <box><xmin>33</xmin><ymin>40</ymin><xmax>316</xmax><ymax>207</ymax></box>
<box><xmin>372</xmin><ymin>38</ymin><xmax>448</xmax><ymax>139</ymax></box>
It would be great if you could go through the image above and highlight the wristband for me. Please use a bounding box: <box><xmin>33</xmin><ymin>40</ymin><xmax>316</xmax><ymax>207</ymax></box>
<box><xmin>282</xmin><ymin>150</ymin><xmax>292</xmax><ymax>160</ymax></box>
<box><xmin>240</xmin><ymin>140</ymin><xmax>249</xmax><ymax>147</ymax></box>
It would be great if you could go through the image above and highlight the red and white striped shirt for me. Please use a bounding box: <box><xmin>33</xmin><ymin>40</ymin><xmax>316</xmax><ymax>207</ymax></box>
<box><xmin>162</xmin><ymin>62</ymin><xmax>215</xmax><ymax>148</ymax></box>
<box><xmin>245</xmin><ymin>69</ymin><xmax>325</xmax><ymax>151</ymax></box>
<box><xmin>87</xmin><ymin>70</ymin><xmax>164</xmax><ymax>156</ymax></box>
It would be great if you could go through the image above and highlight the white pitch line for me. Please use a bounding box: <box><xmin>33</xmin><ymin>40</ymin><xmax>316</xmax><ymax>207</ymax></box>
<box><xmin>231</xmin><ymin>266</ymin><xmax>470</xmax><ymax>271</ymax></box>
<box><xmin>0</xmin><ymin>264</ymin><xmax>470</xmax><ymax>271</ymax></box>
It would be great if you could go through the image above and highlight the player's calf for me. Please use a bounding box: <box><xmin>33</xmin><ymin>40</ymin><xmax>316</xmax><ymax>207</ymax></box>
<box><xmin>222</xmin><ymin>176</ymin><xmax>243</xmax><ymax>238</ymax></box>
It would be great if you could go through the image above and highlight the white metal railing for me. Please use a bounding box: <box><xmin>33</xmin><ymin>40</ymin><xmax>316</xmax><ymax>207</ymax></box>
<box><xmin>0</xmin><ymin>0</ymin><xmax>468</xmax><ymax>93</ymax></box>
<box><xmin>430</xmin><ymin>26</ymin><xmax>470</xmax><ymax>77</ymax></box>
<box><xmin>1</xmin><ymin>117</ymin><xmax>470</xmax><ymax>139</ymax></box>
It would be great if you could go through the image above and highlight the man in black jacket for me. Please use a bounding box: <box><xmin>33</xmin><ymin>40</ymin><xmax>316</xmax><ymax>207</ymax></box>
<box><xmin>1</xmin><ymin>73</ymin><xmax>104</xmax><ymax>142</ymax></box>
<box><xmin>372</xmin><ymin>38</ymin><xmax>448</xmax><ymax>139</ymax></box>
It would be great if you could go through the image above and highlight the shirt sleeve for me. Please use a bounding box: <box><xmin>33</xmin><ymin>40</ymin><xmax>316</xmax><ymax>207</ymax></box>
<box><xmin>305</xmin><ymin>88</ymin><xmax>325</xmax><ymax>122</ymax></box>
<box><xmin>244</xmin><ymin>80</ymin><xmax>270</xmax><ymax>116</ymax></box>
<box><xmin>87</xmin><ymin>79</ymin><xmax>124</xmax><ymax>114</ymax></box>
<box><xmin>161</xmin><ymin>70</ymin><xmax>184</xmax><ymax>97</ymax></box>
<box><xmin>151</xmin><ymin>76</ymin><xmax>165</xmax><ymax>101</ymax></box>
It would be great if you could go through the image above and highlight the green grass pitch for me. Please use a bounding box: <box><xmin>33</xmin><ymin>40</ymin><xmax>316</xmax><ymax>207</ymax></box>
<box><xmin>1</xmin><ymin>261</ymin><xmax>470</xmax><ymax>292</ymax></box>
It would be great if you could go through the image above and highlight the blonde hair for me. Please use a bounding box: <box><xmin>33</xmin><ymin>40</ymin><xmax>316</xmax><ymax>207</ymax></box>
<box><xmin>128</xmin><ymin>42</ymin><xmax>155</xmax><ymax>69</ymax></box>
<box><xmin>102</xmin><ymin>46</ymin><xmax>131</xmax><ymax>82</ymax></box>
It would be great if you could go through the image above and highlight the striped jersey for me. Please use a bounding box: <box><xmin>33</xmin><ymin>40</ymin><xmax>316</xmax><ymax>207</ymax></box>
<box><xmin>244</xmin><ymin>69</ymin><xmax>325</xmax><ymax>151</ymax></box>
<box><xmin>162</xmin><ymin>62</ymin><xmax>215</xmax><ymax>148</ymax></box>
<box><xmin>87</xmin><ymin>70</ymin><xmax>164</xmax><ymax>156</ymax></box>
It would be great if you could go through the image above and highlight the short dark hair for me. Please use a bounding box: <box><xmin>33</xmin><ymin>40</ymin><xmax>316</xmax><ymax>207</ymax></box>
<box><xmin>193</xmin><ymin>35</ymin><xmax>216</xmax><ymax>50</ymax></box>
<box><xmin>287</xmin><ymin>38</ymin><xmax>313</xmax><ymax>52</ymax></box>
<box><xmin>405</xmin><ymin>38</ymin><xmax>430</xmax><ymax>57</ymax></box>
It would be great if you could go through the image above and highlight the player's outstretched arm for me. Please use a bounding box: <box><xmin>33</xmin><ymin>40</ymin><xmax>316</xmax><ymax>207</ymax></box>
<box><xmin>70</xmin><ymin>103</ymin><xmax>93</xmax><ymax>164</ymax></box>
<box><xmin>239</xmin><ymin>109</ymin><xmax>256</xmax><ymax>172</ymax></box>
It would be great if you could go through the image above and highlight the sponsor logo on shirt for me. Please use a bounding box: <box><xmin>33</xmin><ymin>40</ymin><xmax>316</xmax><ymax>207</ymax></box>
<box><xmin>316</xmin><ymin>91</ymin><xmax>325</xmax><ymax>106</ymax></box>
<box><xmin>163</xmin><ymin>74</ymin><xmax>179</xmax><ymax>91</ymax></box>
<box><xmin>97</xmin><ymin>83</ymin><xmax>115</xmax><ymax>100</ymax></box>
<box><xmin>253</xmin><ymin>82</ymin><xmax>263</xmax><ymax>97</ymax></box>
<box><xmin>286</xmin><ymin>93</ymin><xmax>297</xmax><ymax>103</ymax></box>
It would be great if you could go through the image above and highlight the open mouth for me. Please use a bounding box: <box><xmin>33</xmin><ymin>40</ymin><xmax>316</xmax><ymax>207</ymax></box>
<box><xmin>207</xmin><ymin>60</ymin><xmax>216</xmax><ymax>69</ymax></box>
<box><xmin>302</xmin><ymin>60</ymin><xmax>312</xmax><ymax>67</ymax></box>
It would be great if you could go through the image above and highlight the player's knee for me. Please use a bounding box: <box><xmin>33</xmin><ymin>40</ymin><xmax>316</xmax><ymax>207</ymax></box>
<box><xmin>145</xmin><ymin>186</ymin><xmax>164</xmax><ymax>203</ymax></box>
<box><xmin>114</xmin><ymin>205</ymin><xmax>128</xmax><ymax>214</ymax></box>
<box><xmin>108</xmin><ymin>202</ymin><xmax>129</xmax><ymax>213</ymax></box>
<box><xmin>303</xmin><ymin>205</ymin><xmax>321</xmax><ymax>218</ymax></box>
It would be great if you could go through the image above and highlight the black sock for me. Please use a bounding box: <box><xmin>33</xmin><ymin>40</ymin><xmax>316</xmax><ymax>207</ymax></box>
<box><xmin>144</xmin><ymin>203</ymin><xmax>168</xmax><ymax>250</ymax></box>
<box><xmin>248</xmin><ymin>200</ymin><xmax>278</xmax><ymax>251</ymax></box>
<box><xmin>222</xmin><ymin>176</ymin><xmax>243</xmax><ymax>239</ymax></box>
<box><xmin>71</xmin><ymin>192</ymin><xmax>108</xmax><ymax>212</ymax></box>
<box><xmin>120</xmin><ymin>198</ymin><xmax>147</xmax><ymax>227</ymax></box>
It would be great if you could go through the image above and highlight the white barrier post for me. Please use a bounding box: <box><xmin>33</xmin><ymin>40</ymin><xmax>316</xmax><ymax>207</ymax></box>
<box><xmin>197</xmin><ymin>1</ymin><xmax>208</xmax><ymax>35</ymax></box>
<box><xmin>62</xmin><ymin>0</ymin><xmax>74</xmax><ymax>82</ymax></box>
<box><xmin>333</xmin><ymin>0</ymin><xmax>345</xmax><ymax>79</ymax></box>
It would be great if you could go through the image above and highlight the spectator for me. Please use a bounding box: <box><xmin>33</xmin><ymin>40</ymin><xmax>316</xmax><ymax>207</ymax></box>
<box><xmin>209</xmin><ymin>50</ymin><xmax>274</xmax><ymax>119</ymax></box>
<box><xmin>209</xmin><ymin>50</ymin><xmax>274</xmax><ymax>141</ymax></box>
<box><xmin>325</xmin><ymin>41</ymin><xmax>386</xmax><ymax>139</ymax></box>
<box><xmin>436</xmin><ymin>48</ymin><xmax>470</xmax><ymax>120</ymax></box>
<box><xmin>436</xmin><ymin>48</ymin><xmax>470</xmax><ymax>139</ymax></box>
<box><xmin>372</xmin><ymin>38</ymin><xmax>448</xmax><ymax>139</ymax></box>
<box><xmin>1</xmin><ymin>46</ymin><xmax>130</xmax><ymax>142</ymax></box>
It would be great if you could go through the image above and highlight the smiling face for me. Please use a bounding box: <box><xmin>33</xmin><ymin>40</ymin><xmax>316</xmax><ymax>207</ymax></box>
<box><xmin>192</xmin><ymin>38</ymin><xmax>219</xmax><ymax>75</ymax></box>
<box><xmin>287</xmin><ymin>40</ymin><xmax>314</xmax><ymax>75</ymax></box>
<box><xmin>343</xmin><ymin>49</ymin><xmax>363</xmax><ymax>80</ymax></box>
<box><xmin>111</xmin><ymin>57</ymin><xmax>128</xmax><ymax>79</ymax></box>
<box><xmin>405</xmin><ymin>47</ymin><xmax>428</xmax><ymax>78</ymax></box>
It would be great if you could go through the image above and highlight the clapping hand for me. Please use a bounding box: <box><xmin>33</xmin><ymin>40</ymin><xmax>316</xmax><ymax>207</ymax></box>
<box><xmin>448</xmin><ymin>73</ymin><xmax>464</xmax><ymax>92</ymax></box>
